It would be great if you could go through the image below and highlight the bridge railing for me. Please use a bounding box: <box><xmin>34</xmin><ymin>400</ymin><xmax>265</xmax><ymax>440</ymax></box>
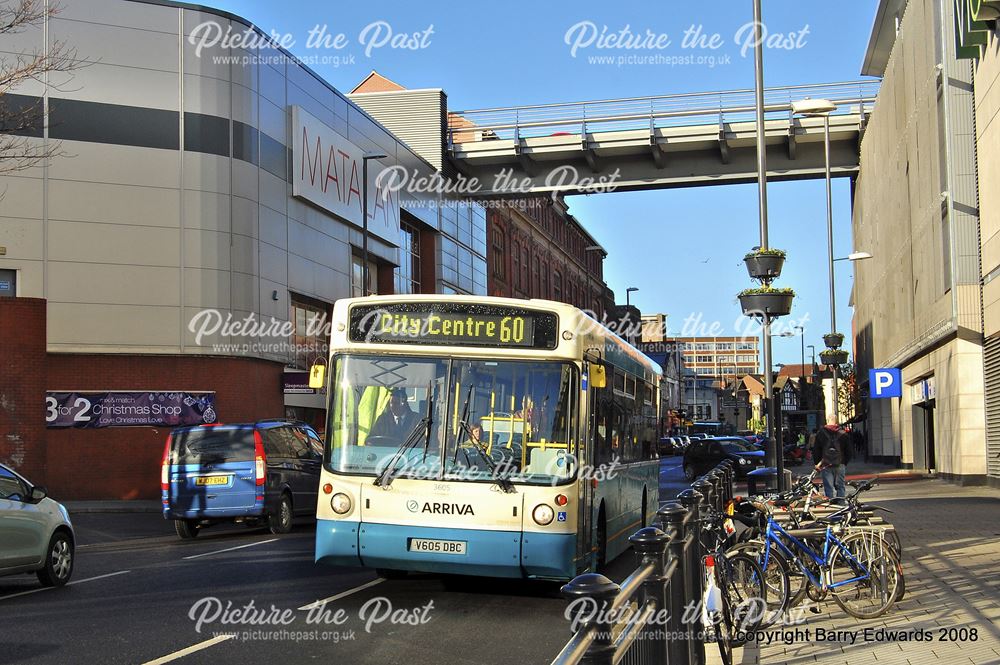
<box><xmin>448</xmin><ymin>80</ymin><xmax>879</xmax><ymax>146</ymax></box>
<box><xmin>550</xmin><ymin>460</ymin><xmax>736</xmax><ymax>665</ymax></box>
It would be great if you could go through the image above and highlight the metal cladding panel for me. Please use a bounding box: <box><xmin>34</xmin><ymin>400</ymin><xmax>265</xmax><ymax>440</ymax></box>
<box><xmin>349</xmin><ymin>90</ymin><xmax>447</xmax><ymax>172</ymax></box>
<box><xmin>985</xmin><ymin>335</ymin><xmax>1000</xmax><ymax>478</ymax></box>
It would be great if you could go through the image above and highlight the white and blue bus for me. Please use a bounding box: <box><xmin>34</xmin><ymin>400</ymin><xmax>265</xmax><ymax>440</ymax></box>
<box><xmin>314</xmin><ymin>296</ymin><xmax>660</xmax><ymax>580</ymax></box>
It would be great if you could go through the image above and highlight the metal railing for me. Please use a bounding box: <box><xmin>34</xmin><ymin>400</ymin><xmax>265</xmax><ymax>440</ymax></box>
<box><xmin>551</xmin><ymin>461</ymin><xmax>736</xmax><ymax>665</ymax></box>
<box><xmin>448</xmin><ymin>80</ymin><xmax>880</xmax><ymax>147</ymax></box>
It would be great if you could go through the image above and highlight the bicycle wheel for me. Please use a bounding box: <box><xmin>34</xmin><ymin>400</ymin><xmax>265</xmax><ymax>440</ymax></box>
<box><xmin>727</xmin><ymin>541</ymin><xmax>789</xmax><ymax>629</ymax></box>
<box><xmin>721</xmin><ymin>553</ymin><xmax>766</xmax><ymax>643</ymax></box>
<box><xmin>714</xmin><ymin>569</ymin><xmax>734</xmax><ymax>665</ymax></box>
<box><xmin>828</xmin><ymin>530</ymin><xmax>900</xmax><ymax>619</ymax></box>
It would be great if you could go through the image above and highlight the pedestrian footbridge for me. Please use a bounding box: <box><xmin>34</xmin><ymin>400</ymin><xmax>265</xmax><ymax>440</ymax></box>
<box><xmin>446</xmin><ymin>81</ymin><xmax>879</xmax><ymax>195</ymax></box>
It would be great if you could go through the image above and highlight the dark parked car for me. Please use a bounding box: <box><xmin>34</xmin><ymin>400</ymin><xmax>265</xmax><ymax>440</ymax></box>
<box><xmin>682</xmin><ymin>437</ymin><xmax>766</xmax><ymax>481</ymax></box>
<box><xmin>162</xmin><ymin>419</ymin><xmax>323</xmax><ymax>539</ymax></box>
<box><xmin>658</xmin><ymin>436</ymin><xmax>681</xmax><ymax>455</ymax></box>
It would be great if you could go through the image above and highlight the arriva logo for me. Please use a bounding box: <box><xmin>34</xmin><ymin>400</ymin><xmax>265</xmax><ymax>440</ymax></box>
<box><xmin>420</xmin><ymin>502</ymin><xmax>474</xmax><ymax>515</ymax></box>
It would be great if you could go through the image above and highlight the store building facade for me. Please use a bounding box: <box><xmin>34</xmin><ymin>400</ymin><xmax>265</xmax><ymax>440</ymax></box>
<box><xmin>0</xmin><ymin>0</ymin><xmax>486</xmax><ymax>498</ymax></box>
<box><xmin>853</xmin><ymin>0</ymin><xmax>985</xmax><ymax>481</ymax></box>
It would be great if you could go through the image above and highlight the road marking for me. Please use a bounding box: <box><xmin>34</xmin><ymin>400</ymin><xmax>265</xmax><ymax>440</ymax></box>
<box><xmin>0</xmin><ymin>569</ymin><xmax>131</xmax><ymax>602</ymax></box>
<box><xmin>298</xmin><ymin>577</ymin><xmax>385</xmax><ymax>611</ymax></box>
<box><xmin>182</xmin><ymin>538</ymin><xmax>278</xmax><ymax>560</ymax></box>
<box><xmin>141</xmin><ymin>635</ymin><xmax>233</xmax><ymax>665</ymax></box>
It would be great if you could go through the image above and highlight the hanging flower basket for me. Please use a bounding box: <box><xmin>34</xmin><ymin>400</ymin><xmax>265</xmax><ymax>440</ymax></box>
<box><xmin>820</xmin><ymin>349</ymin><xmax>849</xmax><ymax>365</ymax></box>
<box><xmin>823</xmin><ymin>332</ymin><xmax>845</xmax><ymax>349</ymax></box>
<box><xmin>738</xmin><ymin>287</ymin><xmax>795</xmax><ymax>317</ymax></box>
<box><xmin>743</xmin><ymin>248</ymin><xmax>786</xmax><ymax>280</ymax></box>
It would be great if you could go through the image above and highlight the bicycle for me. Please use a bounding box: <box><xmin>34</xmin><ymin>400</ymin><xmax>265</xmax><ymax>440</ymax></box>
<box><xmin>695</xmin><ymin>504</ymin><xmax>766</xmax><ymax>665</ymax></box>
<box><xmin>731</xmin><ymin>498</ymin><xmax>902</xmax><ymax>619</ymax></box>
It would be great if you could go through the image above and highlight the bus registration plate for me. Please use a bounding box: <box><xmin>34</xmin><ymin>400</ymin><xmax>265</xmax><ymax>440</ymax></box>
<box><xmin>409</xmin><ymin>539</ymin><xmax>467</xmax><ymax>555</ymax></box>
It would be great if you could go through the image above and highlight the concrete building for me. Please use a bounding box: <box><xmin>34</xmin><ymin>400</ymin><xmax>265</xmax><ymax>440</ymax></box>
<box><xmin>854</xmin><ymin>0</ymin><xmax>985</xmax><ymax>481</ymax></box>
<box><xmin>665</xmin><ymin>336</ymin><xmax>760</xmax><ymax>384</ymax></box>
<box><xmin>969</xmin><ymin>3</ymin><xmax>1000</xmax><ymax>486</ymax></box>
<box><xmin>0</xmin><ymin>0</ymin><xmax>485</xmax><ymax>498</ymax></box>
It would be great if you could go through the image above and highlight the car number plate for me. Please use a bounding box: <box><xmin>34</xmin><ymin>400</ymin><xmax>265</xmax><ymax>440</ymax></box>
<box><xmin>409</xmin><ymin>538</ymin><xmax>466</xmax><ymax>555</ymax></box>
<box><xmin>194</xmin><ymin>475</ymin><xmax>229</xmax><ymax>486</ymax></box>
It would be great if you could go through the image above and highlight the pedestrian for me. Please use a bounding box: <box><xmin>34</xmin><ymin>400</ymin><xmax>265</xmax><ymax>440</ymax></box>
<box><xmin>813</xmin><ymin>424</ymin><xmax>851</xmax><ymax>501</ymax></box>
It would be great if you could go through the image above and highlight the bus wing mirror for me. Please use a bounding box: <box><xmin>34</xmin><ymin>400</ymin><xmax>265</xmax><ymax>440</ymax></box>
<box><xmin>308</xmin><ymin>363</ymin><xmax>326</xmax><ymax>388</ymax></box>
<box><xmin>590</xmin><ymin>365</ymin><xmax>607</xmax><ymax>389</ymax></box>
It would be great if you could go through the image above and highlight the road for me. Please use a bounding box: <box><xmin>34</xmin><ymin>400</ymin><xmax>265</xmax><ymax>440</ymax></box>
<box><xmin>0</xmin><ymin>456</ymin><xmax>691</xmax><ymax>665</ymax></box>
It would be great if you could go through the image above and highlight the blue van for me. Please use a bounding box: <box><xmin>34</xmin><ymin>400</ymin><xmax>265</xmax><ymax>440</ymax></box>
<box><xmin>161</xmin><ymin>420</ymin><xmax>323</xmax><ymax>539</ymax></box>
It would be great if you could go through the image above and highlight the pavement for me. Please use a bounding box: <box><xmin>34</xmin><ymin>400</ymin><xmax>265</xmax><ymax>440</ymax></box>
<box><xmin>719</xmin><ymin>479</ymin><xmax>1000</xmax><ymax>665</ymax></box>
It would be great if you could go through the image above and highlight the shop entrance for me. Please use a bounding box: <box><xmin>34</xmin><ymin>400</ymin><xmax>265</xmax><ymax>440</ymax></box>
<box><xmin>912</xmin><ymin>400</ymin><xmax>937</xmax><ymax>472</ymax></box>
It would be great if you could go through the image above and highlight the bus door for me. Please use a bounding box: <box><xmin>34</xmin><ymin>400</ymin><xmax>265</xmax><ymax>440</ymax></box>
<box><xmin>580</xmin><ymin>361</ymin><xmax>608</xmax><ymax>571</ymax></box>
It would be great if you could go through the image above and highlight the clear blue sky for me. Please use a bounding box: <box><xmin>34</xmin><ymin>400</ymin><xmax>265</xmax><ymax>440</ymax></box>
<box><xmin>204</xmin><ymin>0</ymin><xmax>880</xmax><ymax>367</ymax></box>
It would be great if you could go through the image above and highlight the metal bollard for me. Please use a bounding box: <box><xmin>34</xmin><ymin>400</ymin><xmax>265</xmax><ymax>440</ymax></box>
<box><xmin>561</xmin><ymin>573</ymin><xmax>622</xmax><ymax>665</ymax></box>
<box><xmin>692</xmin><ymin>478</ymin><xmax>713</xmax><ymax>514</ymax></box>
<box><xmin>630</xmin><ymin>527</ymin><xmax>670</xmax><ymax>665</ymax></box>
<box><xmin>657</xmin><ymin>501</ymin><xmax>693</xmax><ymax>665</ymax></box>
<box><xmin>677</xmin><ymin>488</ymin><xmax>706</xmax><ymax>665</ymax></box>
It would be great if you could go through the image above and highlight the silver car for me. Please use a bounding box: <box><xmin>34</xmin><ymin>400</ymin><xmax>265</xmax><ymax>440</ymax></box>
<box><xmin>0</xmin><ymin>463</ymin><xmax>75</xmax><ymax>586</ymax></box>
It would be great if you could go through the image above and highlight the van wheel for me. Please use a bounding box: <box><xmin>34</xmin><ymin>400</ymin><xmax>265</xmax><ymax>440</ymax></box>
<box><xmin>269</xmin><ymin>494</ymin><xmax>293</xmax><ymax>534</ymax></box>
<box><xmin>37</xmin><ymin>531</ymin><xmax>74</xmax><ymax>587</ymax></box>
<box><xmin>683</xmin><ymin>464</ymin><xmax>696</xmax><ymax>481</ymax></box>
<box><xmin>174</xmin><ymin>519</ymin><xmax>200</xmax><ymax>539</ymax></box>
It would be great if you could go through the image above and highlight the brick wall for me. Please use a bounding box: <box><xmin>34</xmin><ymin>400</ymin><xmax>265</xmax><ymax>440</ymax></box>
<box><xmin>0</xmin><ymin>298</ymin><xmax>48</xmax><ymax>482</ymax></box>
<box><xmin>45</xmin><ymin>354</ymin><xmax>285</xmax><ymax>500</ymax></box>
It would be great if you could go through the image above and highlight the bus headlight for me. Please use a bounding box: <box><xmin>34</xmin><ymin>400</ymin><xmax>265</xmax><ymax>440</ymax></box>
<box><xmin>532</xmin><ymin>504</ymin><xmax>555</xmax><ymax>525</ymax></box>
<box><xmin>331</xmin><ymin>493</ymin><xmax>352</xmax><ymax>515</ymax></box>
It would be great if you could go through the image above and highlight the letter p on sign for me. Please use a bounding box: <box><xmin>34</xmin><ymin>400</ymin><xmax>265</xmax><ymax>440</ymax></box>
<box><xmin>869</xmin><ymin>368</ymin><xmax>902</xmax><ymax>399</ymax></box>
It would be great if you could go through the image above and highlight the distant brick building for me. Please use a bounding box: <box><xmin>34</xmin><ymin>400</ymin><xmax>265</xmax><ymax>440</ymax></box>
<box><xmin>487</xmin><ymin>196</ymin><xmax>613</xmax><ymax>317</ymax></box>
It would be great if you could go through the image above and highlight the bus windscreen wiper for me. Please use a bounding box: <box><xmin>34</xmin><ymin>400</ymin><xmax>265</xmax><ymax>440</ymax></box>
<box><xmin>456</xmin><ymin>419</ymin><xmax>516</xmax><ymax>494</ymax></box>
<box><xmin>373</xmin><ymin>397</ymin><xmax>434</xmax><ymax>489</ymax></box>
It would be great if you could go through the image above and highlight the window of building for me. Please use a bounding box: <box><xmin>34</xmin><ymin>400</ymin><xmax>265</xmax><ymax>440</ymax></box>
<box><xmin>394</xmin><ymin>221</ymin><xmax>421</xmax><ymax>295</ymax></box>
<box><xmin>553</xmin><ymin>270</ymin><xmax>563</xmax><ymax>301</ymax></box>
<box><xmin>696</xmin><ymin>355</ymin><xmax>713</xmax><ymax>363</ymax></box>
<box><xmin>492</xmin><ymin>228</ymin><xmax>506</xmax><ymax>280</ymax></box>
<box><xmin>716</xmin><ymin>342</ymin><xmax>733</xmax><ymax>350</ymax></box>
<box><xmin>736</xmin><ymin>342</ymin><xmax>755</xmax><ymax>351</ymax></box>
<box><xmin>290</xmin><ymin>295</ymin><xmax>331</xmax><ymax>370</ymax></box>
<box><xmin>512</xmin><ymin>243</ymin><xmax>521</xmax><ymax>291</ymax></box>
<box><xmin>351</xmin><ymin>255</ymin><xmax>377</xmax><ymax>297</ymax></box>
<box><xmin>521</xmin><ymin>246</ymin><xmax>529</xmax><ymax>291</ymax></box>
<box><xmin>533</xmin><ymin>255</ymin><xmax>540</xmax><ymax>296</ymax></box>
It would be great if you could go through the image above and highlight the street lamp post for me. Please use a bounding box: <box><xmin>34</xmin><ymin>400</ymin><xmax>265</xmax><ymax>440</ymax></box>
<box><xmin>361</xmin><ymin>152</ymin><xmax>388</xmax><ymax>296</ymax></box>
<box><xmin>748</xmin><ymin>0</ymin><xmax>783</xmax><ymax>488</ymax></box>
<box><xmin>626</xmin><ymin>286</ymin><xmax>638</xmax><ymax>308</ymax></box>
<box><xmin>792</xmin><ymin>98</ymin><xmax>839</xmax><ymax>425</ymax></box>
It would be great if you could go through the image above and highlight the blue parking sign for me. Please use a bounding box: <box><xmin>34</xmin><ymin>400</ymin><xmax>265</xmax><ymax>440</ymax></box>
<box><xmin>869</xmin><ymin>368</ymin><xmax>901</xmax><ymax>399</ymax></box>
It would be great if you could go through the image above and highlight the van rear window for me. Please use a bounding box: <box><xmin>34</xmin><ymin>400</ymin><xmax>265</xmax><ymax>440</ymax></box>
<box><xmin>171</xmin><ymin>428</ymin><xmax>254</xmax><ymax>464</ymax></box>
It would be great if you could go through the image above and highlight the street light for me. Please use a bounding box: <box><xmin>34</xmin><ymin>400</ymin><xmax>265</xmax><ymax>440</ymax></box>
<box><xmin>833</xmin><ymin>252</ymin><xmax>873</xmax><ymax>262</ymax></box>
<box><xmin>795</xmin><ymin>325</ymin><xmax>805</xmax><ymax>390</ymax></box>
<box><xmin>792</xmin><ymin>97</ymin><xmax>840</xmax><ymax>425</ymax></box>
<box><xmin>626</xmin><ymin>287</ymin><xmax>639</xmax><ymax>307</ymax></box>
<box><xmin>361</xmin><ymin>151</ymin><xmax>388</xmax><ymax>296</ymax></box>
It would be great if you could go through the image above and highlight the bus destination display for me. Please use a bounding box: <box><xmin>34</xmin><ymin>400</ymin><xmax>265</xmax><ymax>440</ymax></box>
<box><xmin>349</xmin><ymin>303</ymin><xmax>558</xmax><ymax>349</ymax></box>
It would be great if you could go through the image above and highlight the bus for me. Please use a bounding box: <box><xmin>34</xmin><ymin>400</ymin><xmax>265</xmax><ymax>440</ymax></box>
<box><xmin>313</xmin><ymin>295</ymin><xmax>661</xmax><ymax>580</ymax></box>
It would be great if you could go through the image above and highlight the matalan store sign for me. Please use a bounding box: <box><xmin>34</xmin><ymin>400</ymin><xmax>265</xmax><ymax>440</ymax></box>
<box><xmin>291</xmin><ymin>105</ymin><xmax>399</xmax><ymax>245</ymax></box>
